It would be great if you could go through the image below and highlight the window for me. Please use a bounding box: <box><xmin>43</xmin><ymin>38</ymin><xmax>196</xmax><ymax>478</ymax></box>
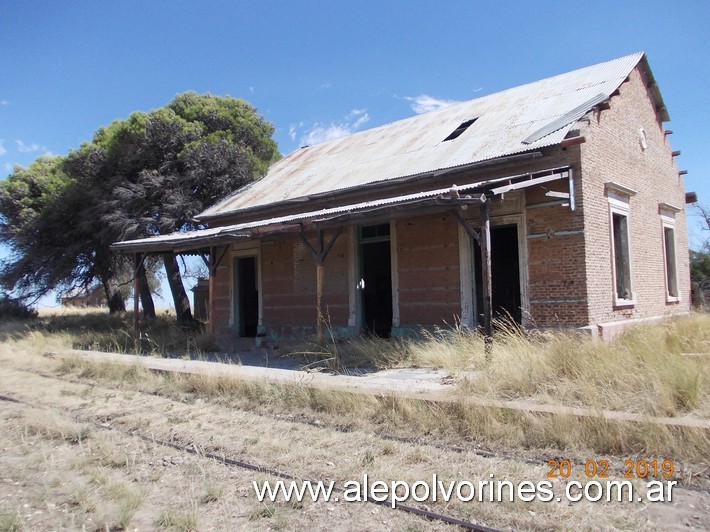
<box><xmin>606</xmin><ymin>182</ymin><xmax>636</xmax><ymax>306</ymax></box>
<box><xmin>443</xmin><ymin>118</ymin><xmax>478</xmax><ymax>142</ymax></box>
<box><xmin>612</xmin><ymin>211</ymin><xmax>633</xmax><ymax>302</ymax></box>
<box><xmin>659</xmin><ymin>203</ymin><xmax>681</xmax><ymax>303</ymax></box>
<box><xmin>360</xmin><ymin>223</ymin><xmax>390</xmax><ymax>240</ymax></box>
<box><xmin>663</xmin><ymin>226</ymin><xmax>678</xmax><ymax>300</ymax></box>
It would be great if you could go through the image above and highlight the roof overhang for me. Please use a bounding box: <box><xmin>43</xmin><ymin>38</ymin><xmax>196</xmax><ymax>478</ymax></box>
<box><xmin>112</xmin><ymin>166</ymin><xmax>571</xmax><ymax>254</ymax></box>
<box><xmin>194</xmin><ymin>150</ymin><xmax>546</xmax><ymax>224</ymax></box>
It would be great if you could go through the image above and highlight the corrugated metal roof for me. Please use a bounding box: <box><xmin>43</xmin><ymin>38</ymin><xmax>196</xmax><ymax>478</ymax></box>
<box><xmin>198</xmin><ymin>52</ymin><xmax>645</xmax><ymax>220</ymax></box>
<box><xmin>113</xmin><ymin>167</ymin><xmax>569</xmax><ymax>252</ymax></box>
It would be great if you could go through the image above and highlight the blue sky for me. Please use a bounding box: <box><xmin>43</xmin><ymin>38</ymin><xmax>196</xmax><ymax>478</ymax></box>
<box><xmin>1</xmin><ymin>1</ymin><xmax>709</xmax><ymax>306</ymax></box>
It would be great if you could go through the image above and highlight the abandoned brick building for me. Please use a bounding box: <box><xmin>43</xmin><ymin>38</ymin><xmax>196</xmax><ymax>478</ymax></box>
<box><xmin>115</xmin><ymin>52</ymin><xmax>692</xmax><ymax>341</ymax></box>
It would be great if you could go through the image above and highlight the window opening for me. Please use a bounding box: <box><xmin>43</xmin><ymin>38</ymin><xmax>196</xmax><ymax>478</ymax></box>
<box><xmin>612</xmin><ymin>212</ymin><xmax>633</xmax><ymax>302</ymax></box>
<box><xmin>360</xmin><ymin>223</ymin><xmax>390</xmax><ymax>241</ymax></box>
<box><xmin>443</xmin><ymin>118</ymin><xmax>478</xmax><ymax>142</ymax></box>
<box><xmin>663</xmin><ymin>225</ymin><xmax>678</xmax><ymax>300</ymax></box>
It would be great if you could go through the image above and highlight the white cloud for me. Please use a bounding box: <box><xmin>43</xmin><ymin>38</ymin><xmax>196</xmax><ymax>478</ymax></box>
<box><xmin>348</xmin><ymin>108</ymin><xmax>370</xmax><ymax>129</ymax></box>
<box><xmin>16</xmin><ymin>140</ymin><xmax>41</xmax><ymax>152</ymax></box>
<box><xmin>301</xmin><ymin>124</ymin><xmax>352</xmax><ymax>146</ymax></box>
<box><xmin>288</xmin><ymin>121</ymin><xmax>305</xmax><ymax>141</ymax></box>
<box><xmin>297</xmin><ymin>109</ymin><xmax>370</xmax><ymax>147</ymax></box>
<box><xmin>15</xmin><ymin>140</ymin><xmax>51</xmax><ymax>156</ymax></box>
<box><xmin>0</xmin><ymin>139</ymin><xmax>6</xmax><ymax>156</ymax></box>
<box><xmin>405</xmin><ymin>94</ymin><xmax>461</xmax><ymax>114</ymax></box>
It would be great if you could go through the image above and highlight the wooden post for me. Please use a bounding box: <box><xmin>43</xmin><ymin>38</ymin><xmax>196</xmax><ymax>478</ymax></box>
<box><xmin>315</xmin><ymin>230</ymin><xmax>325</xmax><ymax>343</ymax></box>
<box><xmin>480</xmin><ymin>200</ymin><xmax>493</xmax><ymax>354</ymax></box>
<box><xmin>209</xmin><ymin>246</ymin><xmax>217</xmax><ymax>336</ymax></box>
<box><xmin>299</xmin><ymin>227</ymin><xmax>343</xmax><ymax>344</ymax></box>
<box><xmin>133</xmin><ymin>253</ymin><xmax>141</xmax><ymax>352</ymax></box>
<box><xmin>316</xmin><ymin>262</ymin><xmax>324</xmax><ymax>343</ymax></box>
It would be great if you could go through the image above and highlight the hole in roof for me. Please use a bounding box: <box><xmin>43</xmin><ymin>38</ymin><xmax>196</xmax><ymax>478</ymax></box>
<box><xmin>443</xmin><ymin>118</ymin><xmax>478</xmax><ymax>142</ymax></box>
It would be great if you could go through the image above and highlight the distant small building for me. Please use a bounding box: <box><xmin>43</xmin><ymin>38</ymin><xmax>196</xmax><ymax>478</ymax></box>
<box><xmin>60</xmin><ymin>285</ymin><xmax>107</xmax><ymax>308</ymax></box>
<box><xmin>192</xmin><ymin>278</ymin><xmax>210</xmax><ymax>321</ymax></box>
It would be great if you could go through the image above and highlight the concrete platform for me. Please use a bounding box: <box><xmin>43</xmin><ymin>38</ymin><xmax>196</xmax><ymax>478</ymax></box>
<box><xmin>61</xmin><ymin>349</ymin><xmax>710</xmax><ymax>431</ymax></box>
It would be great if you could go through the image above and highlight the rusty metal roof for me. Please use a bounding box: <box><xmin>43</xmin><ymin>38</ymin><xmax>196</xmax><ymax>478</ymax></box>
<box><xmin>198</xmin><ymin>53</ymin><xmax>651</xmax><ymax>221</ymax></box>
<box><xmin>113</xmin><ymin>167</ymin><xmax>570</xmax><ymax>253</ymax></box>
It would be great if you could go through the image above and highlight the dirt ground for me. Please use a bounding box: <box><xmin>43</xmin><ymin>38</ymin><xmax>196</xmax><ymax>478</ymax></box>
<box><xmin>0</xmin><ymin>344</ymin><xmax>708</xmax><ymax>530</ymax></box>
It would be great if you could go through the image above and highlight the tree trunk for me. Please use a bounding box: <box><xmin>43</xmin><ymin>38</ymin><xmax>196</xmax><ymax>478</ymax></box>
<box><xmin>137</xmin><ymin>261</ymin><xmax>156</xmax><ymax>319</ymax></box>
<box><xmin>100</xmin><ymin>275</ymin><xmax>126</xmax><ymax>314</ymax></box>
<box><xmin>162</xmin><ymin>252</ymin><xmax>192</xmax><ymax>322</ymax></box>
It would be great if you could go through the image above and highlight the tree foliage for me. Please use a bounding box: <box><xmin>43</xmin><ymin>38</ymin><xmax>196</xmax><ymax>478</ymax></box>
<box><xmin>691</xmin><ymin>204</ymin><xmax>710</xmax><ymax>308</ymax></box>
<box><xmin>0</xmin><ymin>93</ymin><xmax>279</xmax><ymax>319</ymax></box>
<box><xmin>0</xmin><ymin>156</ymin><xmax>113</xmax><ymax>302</ymax></box>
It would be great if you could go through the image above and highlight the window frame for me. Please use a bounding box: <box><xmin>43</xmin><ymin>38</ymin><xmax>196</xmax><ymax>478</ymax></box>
<box><xmin>659</xmin><ymin>204</ymin><xmax>682</xmax><ymax>304</ymax></box>
<box><xmin>606</xmin><ymin>183</ymin><xmax>637</xmax><ymax>308</ymax></box>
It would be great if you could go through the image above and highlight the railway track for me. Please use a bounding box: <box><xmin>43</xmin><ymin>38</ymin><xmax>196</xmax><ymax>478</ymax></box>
<box><xmin>2</xmin><ymin>360</ymin><xmax>708</xmax><ymax>531</ymax></box>
<box><xmin>0</xmin><ymin>390</ymin><xmax>497</xmax><ymax>531</ymax></box>
<box><xmin>5</xmin><ymin>362</ymin><xmax>709</xmax><ymax>492</ymax></box>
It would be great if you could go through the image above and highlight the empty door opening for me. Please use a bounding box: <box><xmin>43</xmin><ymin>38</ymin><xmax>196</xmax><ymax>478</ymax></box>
<box><xmin>233</xmin><ymin>256</ymin><xmax>259</xmax><ymax>337</ymax></box>
<box><xmin>360</xmin><ymin>224</ymin><xmax>393</xmax><ymax>337</ymax></box>
<box><xmin>474</xmin><ymin>224</ymin><xmax>522</xmax><ymax>324</ymax></box>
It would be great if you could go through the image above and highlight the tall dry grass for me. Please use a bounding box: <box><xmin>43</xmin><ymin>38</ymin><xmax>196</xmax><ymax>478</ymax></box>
<box><xmin>51</xmin><ymin>353</ymin><xmax>710</xmax><ymax>461</ymax></box>
<box><xmin>2</xmin><ymin>308</ymin><xmax>219</xmax><ymax>356</ymax></box>
<box><xmin>314</xmin><ymin>314</ymin><xmax>710</xmax><ymax>418</ymax></box>
<box><xmin>3</xmin><ymin>309</ymin><xmax>708</xmax><ymax>460</ymax></box>
<box><xmin>445</xmin><ymin>315</ymin><xmax>709</xmax><ymax>418</ymax></box>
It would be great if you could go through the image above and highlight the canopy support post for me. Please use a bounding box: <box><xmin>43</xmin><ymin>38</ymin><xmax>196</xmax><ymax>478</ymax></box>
<box><xmin>299</xmin><ymin>226</ymin><xmax>343</xmax><ymax>344</ymax></box>
<box><xmin>480</xmin><ymin>199</ymin><xmax>493</xmax><ymax>354</ymax></box>
<box><xmin>132</xmin><ymin>252</ymin><xmax>145</xmax><ymax>352</ymax></box>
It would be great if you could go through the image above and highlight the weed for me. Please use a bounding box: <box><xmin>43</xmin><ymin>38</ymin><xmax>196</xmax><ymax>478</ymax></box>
<box><xmin>156</xmin><ymin>501</ymin><xmax>199</xmax><ymax>531</ymax></box>
<box><xmin>109</xmin><ymin>483</ymin><xmax>146</xmax><ymax>529</ymax></box>
<box><xmin>0</xmin><ymin>507</ymin><xmax>24</xmax><ymax>531</ymax></box>
<box><xmin>201</xmin><ymin>482</ymin><xmax>223</xmax><ymax>504</ymax></box>
<box><xmin>20</xmin><ymin>411</ymin><xmax>91</xmax><ymax>445</ymax></box>
<box><xmin>361</xmin><ymin>449</ymin><xmax>375</xmax><ymax>466</ymax></box>
<box><xmin>66</xmin><ymin>488</ymin><xmax>97</xmax><ymax>513</ymax></box>
<box><xmin>249</xmin><ymin>504</ymin><xmax>277</xmax><ymax>521</ymax></box>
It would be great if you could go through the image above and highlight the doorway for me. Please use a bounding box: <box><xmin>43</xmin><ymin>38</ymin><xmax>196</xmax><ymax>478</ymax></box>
<box><xmin>474</xmin><ymin>224</ymin><xmax>522</xmax><ymax>324</ymax></box>
<box><xmin>359</xmin><ymin>224</ymin><xmax>393</xmax><ymax>337</ymax></box>
<box><xmin>233</xmin><ymin>255</ymin><xmax>259</xmax><ymax>337</ymax></box>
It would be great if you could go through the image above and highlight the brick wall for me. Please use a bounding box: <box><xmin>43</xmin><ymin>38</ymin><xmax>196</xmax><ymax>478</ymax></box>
<box><xmin>578</xmin><ymin>65</ymin><xmax>690</xmax><ymax>328</ymax></box>
<box><xmin>525</xmin><ymin>176</ymin><xmax>589</xmax><ymax>326</ymax></box>
<box><xmin>260</xmin><ymin>229</ymin><xmax>350</xmax><ymax>337</ymax></box>
<box><xmin>208</xmin><ymin>65</ymin><xmax>689</xmax><ymax>339</ymax></box>
<box><xmin>211</xmin><ymin>248</ymin><xmax>232</xmax><ymax>334</ymax></box>
<box><xmin>395</xmin><ymin>213</ymin><xmax>461</xmax><ymax>327</ymax></box>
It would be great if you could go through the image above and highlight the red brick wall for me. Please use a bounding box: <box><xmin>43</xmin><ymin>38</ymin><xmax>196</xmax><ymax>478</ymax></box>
<box><xmin>260</xmin><ymin>230</ymin><xmax>349</xmax><ymax>336</ymax></box>
<box><xmin>211</xmin><ymin>249</ymin><xmax>231</xmax><ymax>333</ymax></box>
<box><xmin>208</xmin><ymin>65</ymin><xmax>689</xmax><ymax>338</ymax></box>
<box><xmin>525</xmin><ymin>177</ymin><xmax>589</xmax><ymax>326</ymax></box>
<box><xmin>395</xmin><ymin>213</ymin><xmax>461</xmax><ymax>327</ymax></box>
<box><xmin>578</xmin><ymin>66</ymin><xmax>690</xmax><ymax>327</ymax></box>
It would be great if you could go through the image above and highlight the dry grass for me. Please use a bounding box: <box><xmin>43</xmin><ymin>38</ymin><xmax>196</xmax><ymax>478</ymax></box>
<box><xmin>1</xmin><ymin>309</ymin><xmax>218</xmax><ymax>356</ymax></box>
<box><xmin>2</xmin><ymin>310</ymin><xmax>708</xmax><ymax>463</ymax></box>
<box><xmin>2</xmin><ymin>342</ymin><xmax>708</xmax><ymax>530</ymax></box>
<box><xmin>46</xmin><ymin>352</ymin><xmax>710</xmax><ymax>462</ymax></box>
<box><xmin>155</xmin><ymin>501</ymin><xmax>199</xmax><ymax>531</ymax></box>
<box><xmin>445</xmin><ymin>315</ymin><xmax>710</xmax><ymax>418</ymax></box>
